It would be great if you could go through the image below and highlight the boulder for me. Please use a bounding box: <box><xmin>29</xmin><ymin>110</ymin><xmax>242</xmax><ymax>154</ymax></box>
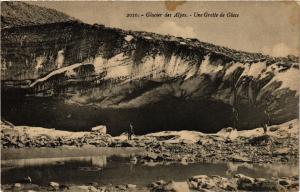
<box><xmin>155</xmin><ymin>180</ymin><xmax>166</xmax><ymax>185</ymax></box>
<box><xmin>235</xmin><ymin>175</ymin><xmax>286</xmax><ymax>191</ymax></box>
<box><xmin>278</xmin><ymin>179</ymin><xmax>291</xmax><ymax>186</ymax></box>
<box><xmin>273</xmin><ymin>147</ymin><xmax>290</xmax><ymax>156</ymax></box>
<box><xmin>14</xmin><ymin>183</ymin><xmax>22</xmax><ymax>188</ymax></box>
<box><xmin>93</xmin><ymin>140</ymin><xmax>107</xmax><ymax>147</ymax></box>
<box><xmin>189</xmin><ymin>175</ymin><xmax>217</xmax><ymax>190</ymax></box>
<box><xmin>2</xmin><ymin>128</ymin><xmax>19</xmax><ymax>137</ymax></box>
<box><xmin>234</xmin><ymin>174</ymin><xmax>254</xmax><ymax>184</ymax></box>
<box><xmin>17</xmin><ymin>142</ymin><xmax>24</xmax><ymax>148</ymax></box>
<box><xmin>248</xmin><ymin>135</ymin><xmax>273</xmax><ymax>145</ymax></box>
<box><xmin>230</xmin><ymin>155</ymin><xmax>251</xmax><ymax>162</ymax></box>
<box><xmin>255</xmin><ymin>178</ymin><xmax>267</xmax><ymax>182</ymax></box>
<box><xmin>116</xmin><ymin>185</ymin><xmax>127</xmax><ymax>190</ymax></box>
<box><xmin>66</xmin><ymin>185</ymin><xmax>100</xmax><ymax>192</ymax></box>
<box><xmin>144</xmin><ymin>153</ymin><xmax>158</xmax><ymax>161</ymax></box>
<box><xmin>251</xmin><ymin>180</ymin><xmax>286</xmax><ymax>191</ymax></box>
<box><xmin>200</xmin><ymin>181</ymin><xmax>214</xmax><ymax>189</ymax></box>
<box><xmin>150</xmin><ymin>180</ymin><xmax>166</xmax><ymax>188</ymax></box>
<box><xmin>188</xmin><ymin>180</ymin><xmax>198</xmax><ymax>189</ymax></box>
<box><xmin>180</xmin><ymin>156</ymin><xmax>189</xmax><ymax>165</ymax></box>
<box><xmin>162</xmin><ymin>181</ymin><xmax>189</xmax><ymax>192</ymax></box>
<box><xmin>236</xmin><ymin>175</ymin><xmax>255</xmax><ymax>190</ymax></box>
<box><xmin>224</xmin><ymin>182</ymin><xmax>237</xmax><ymax>191</ymax></box>
<box><xmin>67</xmin><ymin>185</ymin><xmax>90</xmax><ymax>192</ymax></box>
<box><xmin>217</xmin><ymin>127</ymin><xmax>238</xmax><ymax>140</ymax></box>
<box><xmin>91</xmin><ymin>125</ymin><xmax>107</xmax><ymax>134</ymax></box>
<box><xmin>49</xmin><ymin>181</ymin><xmax>60</xmax><ymax>188</ymax></box>
<box><xmin>269</xmin><ymin>126</ymin><xmax>280</xmax><ymax>132</ymax></box>
<box><xmin>237</xmin><ymin>182</ymin><xmax>254</xmax><ymax>191</ymax></box>
<box><xmin>89</xmin><ymin>186</ymin><xmax>99</xmax><ymax>192</ymax></box>
<box><xmin>126</xmin><ymin>184</ymin><xmax>136</xmax><ymax>188</ymax></box>
<box><xmin>190</xmin><ymin>175</ymin><xmax>208</xmax><ymax>182</ymax></box>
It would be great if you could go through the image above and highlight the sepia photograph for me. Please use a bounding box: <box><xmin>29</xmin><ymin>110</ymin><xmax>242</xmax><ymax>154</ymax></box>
<box><xmin>1</xmin><ymin>1</ymin><xmax>299</xmax><ymax>191</ymax></box>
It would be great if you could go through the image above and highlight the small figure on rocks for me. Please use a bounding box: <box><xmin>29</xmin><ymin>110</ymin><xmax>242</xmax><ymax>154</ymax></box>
<box><xmin>128</xmin><ymin>123</ymin><xmax>134</xmax><ymax>140</ymax></box>
<box><xmin>261</xmin><ymin>110</ymin><xmax>270</xmax><ymax>134</ymax></box>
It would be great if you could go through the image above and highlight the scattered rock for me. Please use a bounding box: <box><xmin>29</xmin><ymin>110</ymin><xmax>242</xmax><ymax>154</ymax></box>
<box><xmin>180</xmin><ymin>156</ymin><xmax>189</xmax><ymax>165</ymax></box>
<box><xmin>49</xmin><ymin>181</ymin><xmax>60</xmax><ymax>188</ymax></box>
<box><xmin>234</xmin><ymin>174</ymin><xmax>255</xmax><ymax>184</ymax></box>
<box><xmin>2</xmin><ymin>175</ymin><xmax>298</xmax><ymax>192</ymax></box>
<box><xmin>144</xmin><ymin>153</ymin><xmax>158</xmax><ymax>161</ymax></box>
<box><xmin>14</xmin><ymin>183</ymin><xmax>22</xmax><ymax>188</ymax></box>
<box><xmin>157</xmin><ymin>181</ymin><xmax>189</xmax><ymax>192</ymax></box>
<box><xmin>252</xmin><ymin>180</ymin><xmax>287</xmax><ymax>191</ymax></box>
<box><xmin>89</xmin><ymin>186</ymin><xmax>99</xmax><ymax>192</ymax></box>
<box><xmin>150</xmin><ymin>180</ymin><xmax>166</xmax><ymax>188</ymax></box>
<box><xmin>255</xmin><ymin>178</ymin><xmax>267</xmax><ymax>182</ymax></box>
<box><xmin>230</xmin><ymin>155</ymin><xmax>251</xmax><ymax>162</ymax></box>
<box><xmin>279</xmin><ymin>179</ymin><xmax>291</xmax><ymax>186</ymax></box>
<box><xmin>67</xmin><ymin>185</ymin><xmax>90</xmax><ymax>192</ymax></box>
<box><xmin>116</xmin><ymin>185</ymin><xmax>127</xmax><ymax>190</ymax></box>
<box><xmin>91</xmin><ymin>125</ymin><xmax>107</xmax><ymax>134</ymax></box>
<box><xmin>224</xmin><ymin>182</ymin><xmax>237</xmax><ymax>191</ymax></box>
<box><xmin>188</xmin><ymin>180</ymin><xmax>198</xmax><ymax>189</ymax></box>
<box><xmin>273</xmin><ymin>147</ymin><xmax>290</xmax><ymax>156</ymax></box>
<box><xmin>190</xmin><ymin>175</ymin><xmax>208</xmax><ymax>182</ymax></box>
<box><xmin>269</xmin><ymin>126</ymin><xmax>280</xmax><ymax>132</ymax></box>
<box><xmin>126</xmin><ymin>184</ymin><xmax>136</xmax><ymax>188</ymax></box>
<box><xmin>2</xmin><ymin>120</ymin><xmax>298</xmax><ymax>165</ymax></box>
<box><xmin>248</xmin><ymin>135</ymin><xmax>273</xmax><ymax>145</ymax></box>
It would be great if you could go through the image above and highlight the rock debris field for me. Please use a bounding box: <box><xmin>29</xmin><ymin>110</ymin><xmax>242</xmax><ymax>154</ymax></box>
<box><xmin>1</xmin><ymin>119</ymin><xmax>299</xmax><ymax>191</ymax></box>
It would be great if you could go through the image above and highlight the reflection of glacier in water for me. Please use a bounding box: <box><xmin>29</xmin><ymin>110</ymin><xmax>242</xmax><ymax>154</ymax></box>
<box><xmin>2</xmin><ymin>156</ymin><xmax>107</xmax><ymax>169</ymax></box>
<box><xmin>1</xmin><ymin>155</ymin><xmax>298</xmax><ymax>186</ymax></box>
<box><xmin>225</xmin><ymin>162</ymin><xmax>298</xmax><ymax>178</ymax></box>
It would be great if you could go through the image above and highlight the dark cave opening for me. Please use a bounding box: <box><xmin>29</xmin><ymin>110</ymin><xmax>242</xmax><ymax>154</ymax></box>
<box><xmin>2</xmin><ymin>92</ymin><xmax>292</xmax><ymax>136</ymax></box>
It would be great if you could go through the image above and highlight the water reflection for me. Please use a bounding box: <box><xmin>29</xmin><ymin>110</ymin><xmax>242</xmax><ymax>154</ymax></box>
<box><xmin>2</xmin><ymin>156</ymin><xmax>107</xmax><ymax>170</ymax></box>
<box><xmin>225</xmin><ymin>162</ymin><xmax>298</xmax><ymax>178</ymax></box>
<box><xmin>1</xmin><ymin>156</ymin><xmax>298</xmax><ymax>186</ymax></box>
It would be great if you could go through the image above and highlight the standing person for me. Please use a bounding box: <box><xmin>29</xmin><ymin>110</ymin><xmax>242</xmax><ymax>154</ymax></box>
<box><xmin>128</xmin><ymin>123</ymin><xmax>134</xmax><ymax>140</ymax></box>
<box><xmin>261</xmin><ymin>109</ymin><xmax>270</xmax><ymax>134</ymax></box>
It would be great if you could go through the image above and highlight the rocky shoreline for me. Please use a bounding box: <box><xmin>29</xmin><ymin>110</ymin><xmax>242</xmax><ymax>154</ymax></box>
<box><xmin>1</xmin><ymin>174</ymin><xmax>298</xmax><ymax>192</ymax></box>
<box><xmin>1</xmin><ymin>120</ymin><xmax>299</xmax><ymax>191</ymax></box>
<box><xmin>1</xmin><ymin>123</ymin><xmax>112</xmax><ymax>148</ymax></box>
<box><xmin>116</xmin><ymin>132</ymin><xmax>298</xmax><ymax>165</ymax></box>
<box><xmin>1</xmin><ymin>119</ymin><xmax>299</xmax><ymax>165</ymax></box>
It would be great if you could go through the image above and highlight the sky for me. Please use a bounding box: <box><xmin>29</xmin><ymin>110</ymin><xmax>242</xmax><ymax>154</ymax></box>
<box><xmin>28</xmin><ymin>1</ymin><xmax>300</xmax><ymax>57</ymax></box>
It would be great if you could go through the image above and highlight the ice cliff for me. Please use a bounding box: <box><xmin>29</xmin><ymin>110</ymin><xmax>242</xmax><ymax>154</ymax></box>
<box><xmin>1</xmin><ymin>2</ymin><xmax>299</xmax><ymax>133</ymax></box>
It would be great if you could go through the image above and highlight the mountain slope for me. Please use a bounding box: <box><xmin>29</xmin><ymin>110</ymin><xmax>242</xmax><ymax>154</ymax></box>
<box><xmin>1</xmin><ymin>1</ymin><xmax>76</xmax><ymax>28</ymax></box>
